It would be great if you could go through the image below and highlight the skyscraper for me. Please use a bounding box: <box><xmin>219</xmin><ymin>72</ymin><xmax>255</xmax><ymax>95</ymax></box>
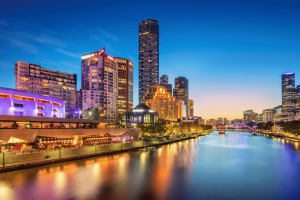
<box><xmin>160</xmin><ymin>75</ymin><xmax>168</xmax><ymax>84</ymax></box>
<box><xmin>159</xmin><ymin>74</ymin><xmax>172</xmax><ymax>95</ymax></box>
<box><xmin>115</xmin><ymin>57</ymin><xmax>133</xmax><ymax>124</ymax></box>
<box><xmin>282</xmin><ymin>72</ymin><xmax>295</xmax><ymax>119</ymax></box>
<box><xmin>173</xmin><ymin>77</ymin><xmax>189</xmax><ymax>117</ymax></box>
<box><xmin>189</xmin><ymin>99</ymin><xmax>194</xmax><ymax>118</ymax></box>
<box><xmin>139</xmin><ymin>19</ymin><xmax>159</xmax><ymax>102</ymax></box>
<box><xmin>15</xmin><ymin>61</ymin><xmax>77</xmax><ymax>116</ymax></box>
<box><xmin>81</xmin><ymin>48</ymin><xmax>118</xmax><ymax>122</ymax></box>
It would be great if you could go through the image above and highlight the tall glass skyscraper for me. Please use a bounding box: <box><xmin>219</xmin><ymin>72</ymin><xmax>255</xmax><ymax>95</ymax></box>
<box><xmin>173</xmin><ymin>77</ymin><xmax>189</xmax><ymax>117</ymax></box>
<box><xmin>282</xmin><ymin>72</ymin><xmax>295</xmax><ymax>116</ymax></box>
<box><xmin>139</xmin><ymin>19</ymin><xmax>159</xmax><ymax>103</ymax></box>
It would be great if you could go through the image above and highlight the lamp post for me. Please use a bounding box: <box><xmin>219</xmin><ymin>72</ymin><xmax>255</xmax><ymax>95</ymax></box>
<box><xmin>79</xmin><ymin>110</ymin><xmax>82</xmax><ymax>119</ymax></box>
<box><xmin>89</xmin><ymin>111</ymin><xmax>92</xmax><ymax>119</ymax></box>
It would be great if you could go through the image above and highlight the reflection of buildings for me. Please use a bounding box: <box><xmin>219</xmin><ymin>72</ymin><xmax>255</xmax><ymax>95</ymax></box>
<box><xmin>15</xmin><ymin>61</ymin><xmax>76</xmax><ymax>116</ymax></box>
<box><xmin>173</xmin><ymin>77</ymin><xmax>189</xmax><ymax>117</ymax></box>
<box><xmin>0</xmin><ymin>87</ymin><xmax>65</xmax><ymax>118</ymax></box>
<box><xmin>115</xmin><ymin>57</ymin><xmax>134</xmax><ymax>124</ymax></box>
<box><xmin>139</xmin><ymin>19</ymin><xmax>159</xmax><ymax>103</ymax></box>
<box><xmin>142</xmin><ymin>85</ymin><xmax>183</xmax><ymax>120</ymax></box>
<box><xmin>126</xmin><ymin>104</ymin><xmax>158</xmax><ymax>126</ymax></box>
<box><xmin>81</xmin><ymin>48</ymin><xmax>118</xmax><ymax>122</ymax></box>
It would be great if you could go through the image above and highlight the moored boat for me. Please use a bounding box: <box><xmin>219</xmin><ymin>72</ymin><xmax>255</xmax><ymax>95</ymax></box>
<box><xmin>219</xmin><ymin>130</ymin><xmax>225</xmax><ymax>134</ymax></box>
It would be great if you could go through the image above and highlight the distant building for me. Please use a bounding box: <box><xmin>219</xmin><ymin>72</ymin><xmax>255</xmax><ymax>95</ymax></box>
<box><xmin>81</xmin><ymin>48</ymin><xmax>118</xmax><ymax>123</ymax></box>
<box><xmin>173</xmin><ymin>77</ymin><xmax>189</xmax><ymax>117</ymax></box>
<box><xmin>231</xmin><ymin>119</ymin><xmax>243</xmax><ymax>124</ymax></box>
<box><xmin>243</xmin><ymin>110</ymin><xmax>253</xmax><ymax>124</ymax></box>
<box><xmin>142</xmin><ymin>85</ymin><xmax>183</xmax><ymax>120</ymax></box>
<box><xmin>206</xmin><ymin>120</ymin><xmax>215</xmax><ymax>126</ymax></box>
<box><xmin>189</xmin><ymin>99</ymin><xmax>194</xmax><ymax>118</ymax></box>
<box><xmin>257</xmin><ymin>113</ymin><xmax>263</xmax><ymax>123</ymax></box>
<box><xmin>263</xmin><ymin>109</ymin><xmax>275</xmax><ymax>123</ymax></box>
<box><xmin>224</xmin><ymin>117</ymin><xmax>228</xmax><ymax>125</ymax></box>
<box><xmin>281</xmin><ymin>72</ymin><xmax>295</xmax><ymax>121</ymax></box>
<box><xmin>160</xmin><ymin>75</ymin><xmax>168</xmax><ymax>84</ymax></box>
<box><xmin>15</xmin><ymin>61</ymin><xmax>76</xmax><ymax>116</ymax></box>
<box><xmin>217</xmin><ymin>117</ymin><xmax>223</xmax><ymax>125</ymax></box>
<box><xmin>273</xmin><ymin>105</ymin><xmax>283</xmax><ymax>122</ymax></box>
<box><xmin>0</xmin><ymin>87</ymin><xmax>65</xmax><ymax>118</ymax></box>
<box><xmin>115</xmin><ymin>57</ymin><xmax>134</xmax><ymax>124</ymax></box>
<box><xmin>139</xmin><ymin>19</ymin><xmax>159</xmax><ymax>103</ymax></box>
<box><xmin>126</xmin><ymin>104</ymin><xmax>158</xmax><ymax>127</ymax></box>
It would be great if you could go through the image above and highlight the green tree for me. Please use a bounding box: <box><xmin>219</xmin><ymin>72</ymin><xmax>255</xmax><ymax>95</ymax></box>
<box><xmin>84</xmin><ymin>108</ymin><xmax>92</xmax><ymax>119</ymax></box>
<box><xmin>282</xmin><ymin>120</ymin><xmax>300</xmax><ymax>135</ymax></box>
<box><xmin>92</xmin><ymin>108</ymin><xmax>100</xmax><ymax>120</ymax></box>
<box><xmin>265</xmin><ymin>121</ymin><xmax>274</xmax><ymax>130</ymax></box>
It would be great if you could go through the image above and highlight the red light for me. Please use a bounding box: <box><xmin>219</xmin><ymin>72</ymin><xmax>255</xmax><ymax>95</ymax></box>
<box><xmin>107</xmin><ymin>55</ymin><xmax>114</xmax><ymax>61</ymax></box>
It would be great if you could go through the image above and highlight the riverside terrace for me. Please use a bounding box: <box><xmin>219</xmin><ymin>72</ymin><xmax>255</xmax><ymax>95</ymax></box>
<box><xmin>0</xmin><ymin>115</ymin><xmax>141</xmax><ymax>144</ymax></box>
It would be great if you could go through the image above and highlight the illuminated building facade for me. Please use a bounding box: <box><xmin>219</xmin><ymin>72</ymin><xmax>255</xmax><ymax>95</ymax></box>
<box><xmin>282</xmin><ymin>73</ymin><xmax>295</xmax><ymax>119</ymax></box>
<box><xmin>159</xmin><ymin>74</ymin><xmax>172</xmax><ymax>95</ymax></box>
<box><xmin>15</xmin><ymin>61</ymin><xmax>76</xmax><ymax>116</ymax></box>
<box><xmin>126</xmin><ymin>104</ymin><xmax>158</xmax><ymax>126</ymax></box>
<box><xmin>0</xmin><ymin>87</ymin><xmax>65</xmax><ymax>118</ymax></box>
<box><xmin>114</xmin><ymin>57</ymin><xmax>133</xmax><ymax>123</ymax></box>
<box><xmin>81</xmin><ymin>48</ymin><xmax>118</xmax><ymax>122</ymax></box>
<box><xmin>139</xmin><ymin>19</ymin><xmax>159</xmax><ymax>103</ymax></box>
<box><xmin>173</xmin><ymin>77</ymin><xmax>189</xmax><ymax>117</ymax></box>
<box><xmin>142</xmin><ymin>85</ymin><xmax>183</xmax><ymax>120</ymax></box>
<box><xmin>189</xmin><ymin>99</ymin><xmax>194</xmax><ymax>117</ymax></box>
<box><xmin>263</xmin><ymin>109</ymin><xmax>275</xmax><ymax>123</ymax></box>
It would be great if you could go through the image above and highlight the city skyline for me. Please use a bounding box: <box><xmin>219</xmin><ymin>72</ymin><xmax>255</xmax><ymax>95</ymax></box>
<box><xmin>0</xmin><ymin>0</ymin><xmax>299</xmax><ymax>119</ymax></box>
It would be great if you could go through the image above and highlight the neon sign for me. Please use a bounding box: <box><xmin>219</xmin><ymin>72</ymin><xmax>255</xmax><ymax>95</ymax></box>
<box><xmin>106</xmin><ymin>55</ymin><xmax>114</xmax><ymax>61</ymax></box>
<box><xmin>81</xmin><ymin>48</ymin><xmax>105</xmax><ymax>60</ymax></box>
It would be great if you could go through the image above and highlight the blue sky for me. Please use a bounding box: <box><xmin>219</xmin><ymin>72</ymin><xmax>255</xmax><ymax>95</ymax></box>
<box><xmin>0</xmin><ymin>0</ymin><xmax>299</xmax><ymax>119</ymax></box>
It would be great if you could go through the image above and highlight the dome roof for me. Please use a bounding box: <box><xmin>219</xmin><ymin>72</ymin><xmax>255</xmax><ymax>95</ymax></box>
<box><xmin>133</xmin><ymin>104</ymin><xmax>151</xmax><ymax>110</ymax></box>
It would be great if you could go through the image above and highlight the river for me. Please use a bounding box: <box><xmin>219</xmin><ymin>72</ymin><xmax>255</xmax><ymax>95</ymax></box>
<box><xmin>0</xmin><ymin>131</ymin><xmax>300</xmax><ymax>200</ymax></box>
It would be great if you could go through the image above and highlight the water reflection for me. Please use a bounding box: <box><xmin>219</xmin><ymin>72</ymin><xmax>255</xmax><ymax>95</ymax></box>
<box><xmin>0</xmin><ymin>131</ymin><xmax>300</xmax><ymax>200</ymax></box>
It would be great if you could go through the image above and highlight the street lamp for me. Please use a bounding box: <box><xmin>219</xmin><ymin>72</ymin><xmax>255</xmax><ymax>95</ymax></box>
<box><xmin>79</xmin><ymin>110</ymin><xmax>82</xmax><ymax>119</ymax></box>
<box><xmin>89</xmin><ymin>111</ymin><xmax>92</xmax><ymax>119</ymax></box>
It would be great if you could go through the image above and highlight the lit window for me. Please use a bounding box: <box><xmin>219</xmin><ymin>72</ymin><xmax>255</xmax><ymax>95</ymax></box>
<box><xmin>53</xmin><ymin>102</ymin><xmax>61</xmax><ymax>107</ymax></box>
<box><xmin>14</xmin><ymin>95</ymin><xmax>35</xmax><ymax>102</ymax></box>
<box><xmin>38</xmin><ymin>106</ymin><xmax>44</xmax><ymax>110</ymax></box>
<box><xmin>0</xmin><ymin>93</ymin><xmax>11</xmax><ymax>99</ymax></box>
<box><xmin>38</xmin><ymin>113</ymin><xmax>44</xmax><ymax>117</ymax></box>
<box><xmin>38</xmin><ymin>99</ymin><xmax>52</xmax><ymax>104</ymax></box>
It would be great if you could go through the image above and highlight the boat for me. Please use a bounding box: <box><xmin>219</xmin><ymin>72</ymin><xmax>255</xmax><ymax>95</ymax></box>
<box><xmin>252</xmin><ymin>133</ymin><xmax>258</xmax><ymax>136</ymax></box>
<box><xmin>219</xmin><ymin>130</ymin><xmax>225</xmax><ymax>134</ymax></box>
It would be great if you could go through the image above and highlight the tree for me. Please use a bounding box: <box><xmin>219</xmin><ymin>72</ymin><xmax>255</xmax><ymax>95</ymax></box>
<box><xmin>282</xmin><ymin>120</ymin><xmax>300</xmax><ymax>135</ymax></box>
<box><xmin>92</xmin><ymin>108</ymin><xmax>100</xmax><ymax>120</ymax></box>
<box><xmin>247</xmin><ymin>122</ymin><xmax>256</xmax><ymax>128</ymax></box>
<box><xmin>265</xmin><ymin>121</ymin><xmax>274</xmax><ymax>130</ymax></box>
<box><xmin>257</xmin><ymin>122</ymin><xmax>265</xmax><ymax>130</ymax></box>
<box><xmin>84</xmin><ymin>108</ymin><xmax>92</xmax><ymax>119</ymax></box>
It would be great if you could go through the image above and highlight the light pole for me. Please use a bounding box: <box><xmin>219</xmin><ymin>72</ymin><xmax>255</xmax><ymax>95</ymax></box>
<box><xmin>79</xmin><ymin>110</ymin><xmax>82</xmax><ymax>119</ymax></box>
<box><xmin>89</xmin><ymin>111</ymin><xmax>92</xmax><ymax>119</ymax></box>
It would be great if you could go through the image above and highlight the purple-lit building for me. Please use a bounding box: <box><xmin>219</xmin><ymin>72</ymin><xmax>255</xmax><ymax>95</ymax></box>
<box><xmin>0</xmin><ymin>87</ymin><xmax>65</xmax><ymax>118</ymax></box>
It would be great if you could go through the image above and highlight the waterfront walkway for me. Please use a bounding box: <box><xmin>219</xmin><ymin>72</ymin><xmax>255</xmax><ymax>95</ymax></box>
<box><xmin>0</xmin><ymin>133</ymin><xmax>208</xmax><ymax>172</ymax></box>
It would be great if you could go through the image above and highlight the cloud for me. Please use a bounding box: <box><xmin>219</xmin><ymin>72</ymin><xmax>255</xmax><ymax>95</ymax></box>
<box><xmin>9</xmin><ymin>38</ymin><xmax>38</xmax><ymax>54</ymax></box>
<box><xmin>0</xmin><ymin>20</ymin><xmax>7</xmax><ymax>26</ymax></box>
<box><xmin>97</xmin><ymin>28</ymin><xmax>118</xmax><ymax>42</ymax></box>
<box><xmin>35</xmin><ymin>57</ymin><xmax>79</xmax><ymax>72</ymax></box>
<box><xmin>56</xmin><ymin>48</ymin><xmax>79</xmax><ymax>58</ymax></box>
<box><xmin>36</xmin><ymin>34</ymin><xmax>66</xmax><ymax>47</ymax></box>
<box><xmin>0</xmin><ymin>61</ymin><xmax>13</xmax><ymax>68</ymax></box>
<box><xmin>89</xmin><ymin>34</ymin><xmax>111</xmax><ymax>47</ymax></box>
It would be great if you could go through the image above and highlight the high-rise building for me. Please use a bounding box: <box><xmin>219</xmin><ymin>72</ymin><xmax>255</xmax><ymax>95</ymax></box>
<box><xmin>114</xmin><ymin>57</ymin><xmax>134</xmax><ymax>124</ymax></box>
<box><xmin>189</xmin><ymin>99</ymin><xmax>194</xmax><ymax>118</ymax></box>
<box><xmin>224</xmin><ymin>117</ymin><xmax>228</xmax><ymax>125</ymax></box>
<box><xmin>159</xmin><ymin>75</ymin><xmax>172</xmax><ymax>95</ymax></box>
<box><xmin>282</xmin><ymin>72</ymin><xmax>295</xmax><ymax>118</ymax></box>
<box><xmin>173</xmin><ymin>77</ymin><xmax>189</xmax><ymax>117</ymax></box>
<box><xmin>263</xmin><ymin>109</ymin><xmax>275</xmax><ymax>123</ymax></box>
<box><xmin>142</xmin><ymin>85</ymin><xmax>183</xmax><ymax>120</ymax></box>
<box><xmin>160</xmin><ymin>75</ymin><xmax>168</xmax><ymax>84</ymax></box>
<box><xmin>15</xmin><ymin>61</ymin><xmax>77</xmax><ymax>116</ymax></box>
<box><xmin>243</xmin><ymin>110</ymin><xmax>253</xmax><ymax>123</ymax></box>
<box><xmin>81</xmin><ymin>48</ymin><xmax>118</xmax><ymax>122</ymax></box>
<box><xmin>139</xmin><ymin>19</ymin><xmax>159</xmax><ymax>103</ymax></box>
<box><xmin>217</xmin><ymin>117</ymin><xmax>223</xmax><ymax>125</ymax></box>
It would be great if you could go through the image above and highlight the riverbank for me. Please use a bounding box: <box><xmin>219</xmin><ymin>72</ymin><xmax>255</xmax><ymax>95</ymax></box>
<box><xmin>0</xmin><ymin>134</ymin><xmax>207</xmax><ymax>173</ymax></box>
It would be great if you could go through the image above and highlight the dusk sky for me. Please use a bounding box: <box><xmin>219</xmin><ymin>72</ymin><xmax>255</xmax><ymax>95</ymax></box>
<box><xmin>0</xmin><ymin>0</ymin><xmax>299</xmax><ymax>120</ymax></box>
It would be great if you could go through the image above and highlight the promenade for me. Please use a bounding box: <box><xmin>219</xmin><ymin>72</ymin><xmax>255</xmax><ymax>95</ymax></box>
<box><xmin>0</xmin><ymin>133</ymin><xmax>208</xmax><ymax>172</ymax></box>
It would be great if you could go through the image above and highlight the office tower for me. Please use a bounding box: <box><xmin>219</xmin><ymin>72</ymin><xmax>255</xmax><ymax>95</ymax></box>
<box><xmin>15</xmin><ymin>61</ymin><xmax>76</xmax><ymax>116</ymax></box>
<box><xmin>263</xmin><ymin>109</ymin><xmax>275</xmax><ymax>123</ymax></box>
<box><xmin>189</xmin><ymin>99</ymin><xmax>194</xmax><ymax>118</ymax></box>
<box><xmin>224</xmin><ymin>117</ymin><xmax>227</xmax><ymax>125</ymax></box>
<box><xmin>139</xmin><ymin>19</ymin><xmax>159</xmax><ymax>102</ymax></box>
<box><xmin>217</xmin><ymin>117</ymin><xmax>223</xmax><ymax>125</ymax></box>
<box><xmin>142</xmin><ymin>85</ymin><xmax>183</xmax><ymax>120</ymax></box>
<box><xmin>282</xmin><ymin>73</ymin><xmax>295</xmax><ymax>118</ymax></box>
<box><xmin>81</xmin><ymin>48</ymin><xmax>118</xmax><ymax>122</ymax></box>
<box><xmin>115</xmin><ymin>57</ymin><xmax>134</xmax><ymax>124</ymax></box>
<box><xmin>160</xmin><ymin>75</ymin><xmax>168</xmax><ymax>84</ymax></box>
<box><xmin>159</xmin><ymin>74</ymin><xmax>172</xmax><ymax>95</ymax></box>
<box><xmin>173</xmin><ymin>77</ymin><xmax>189</xmax><ymax>117</ymax></box>
<box><xmin>243</xmin><ymin>110</ymin><xmax>253</xmax><ymax>123</ymax></box>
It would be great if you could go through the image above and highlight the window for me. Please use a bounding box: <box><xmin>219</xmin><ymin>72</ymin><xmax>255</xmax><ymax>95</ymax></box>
<box><xmin>38</xmin><ymin>99</ymin><xmax>51</xmax><ymax>104</ymax></box>
<box><xmin>53</xmin><ymin>108</ymin><xmax>57</xmax><ymax>112</ymax></box>
<box><xmin>14</xmin><ymin>111</ymin><xmax>23</xmax><ymax>116</ymax></box>
<box><xmin>14</xmin><ymin>103</ymin><xmax>23</xmax><ymax>108</ymax></box>
<box><xmin>53</xmin><ymin>102</ymin><xmax>61</xmax><ymax>107</ymax></box>
<box><xmin>38</xmin><ymin>113</ymin><xmax>44</xmax><ymax>117</ymax></box>
<box><xmin>38</xmin><ymin>106</ymin><xmax>44</xmax><ymax>110</ymax></box>
<box><xmin>0</xmin><ymin>93</ymin><xmax>11</xmax><ymax>99</ymax></box>
<box><xmin>14</xmin><ymin>95</ymin><xmax>35</xmax><ymax>102</ymax></box>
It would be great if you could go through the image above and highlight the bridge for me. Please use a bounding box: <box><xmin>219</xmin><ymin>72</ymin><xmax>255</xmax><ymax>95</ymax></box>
<box><xmin>215</xmin><ymin>123</ymin><xmax>255</xmax><ymax>132</ymax></box>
